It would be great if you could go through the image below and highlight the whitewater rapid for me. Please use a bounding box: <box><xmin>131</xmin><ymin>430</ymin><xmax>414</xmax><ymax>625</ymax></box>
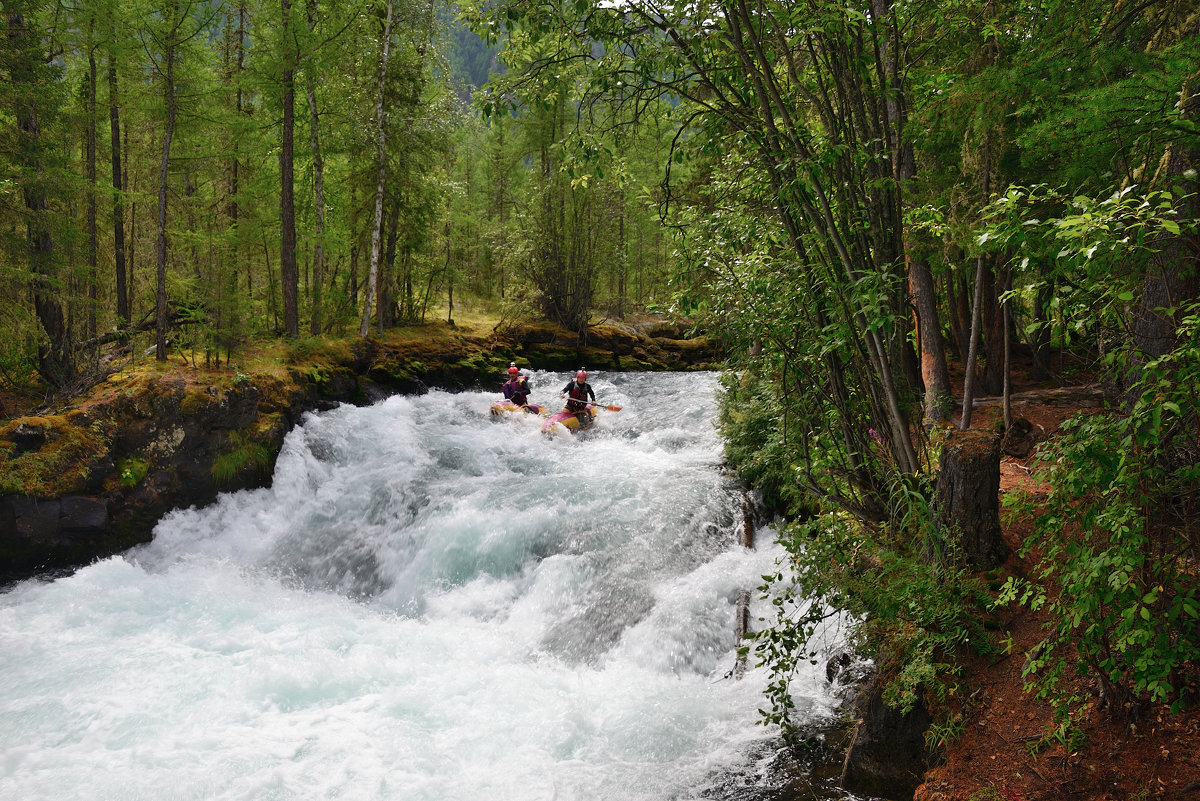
<box><xmin>0</xmin><ymin>371</ymin><xmax>844</xmax><ymax>800</ymax></box>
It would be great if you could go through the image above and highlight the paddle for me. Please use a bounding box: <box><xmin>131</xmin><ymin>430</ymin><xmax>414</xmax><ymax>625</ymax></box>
<box><xmin>559</xmin><ymin>398</ymin><xmax>622</xmax><ymax>412</ymax></box>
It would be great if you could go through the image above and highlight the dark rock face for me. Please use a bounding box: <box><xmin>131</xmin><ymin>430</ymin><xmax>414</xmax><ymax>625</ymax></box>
<box><xmin>841</xmin><ymin>677</ymin><xmax>932</xmax><ymax>800</ymax></box>
<box><xmin>0</xmin><ymin>374</ymin><xmax>349</xmax><ymax>581</ymax></box>
<box><xmin>10</xmin><ymin>496</ymin><xmax>61</xmax><ymax>538</ymax></box>
<box><xmin>59</xmin><ymin>496</ymin><xmax>109</xmax><ymax>530</ymax></box>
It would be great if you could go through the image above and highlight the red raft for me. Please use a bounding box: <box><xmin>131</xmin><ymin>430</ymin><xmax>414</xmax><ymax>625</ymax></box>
<box><xmin>539</xmin><ymin>405</ymin><xmax>600</xmax><ymax>434</ymax></box>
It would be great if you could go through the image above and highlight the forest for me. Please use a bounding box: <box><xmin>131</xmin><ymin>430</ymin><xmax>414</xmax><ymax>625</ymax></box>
<box><xmin>2</xmin><ymin>0</ymin><xmax>1199</xmax><ymax>793</ymax></box>
<box><xmin>1</xmin><ymin>0</ymin><xmax>678</xmax><ymax>390</ymax></box>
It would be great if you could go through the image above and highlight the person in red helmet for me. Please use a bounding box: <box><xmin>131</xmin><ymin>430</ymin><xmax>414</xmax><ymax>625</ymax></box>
<box><xmin>502</xmin><ymin>363</ymin><xmax>532</xmax><ymax>406</ymax></box>
<box><xmin>560</xmin><ymin>369</ymin><xmax>596</xmax><ymax>423</ymax></box>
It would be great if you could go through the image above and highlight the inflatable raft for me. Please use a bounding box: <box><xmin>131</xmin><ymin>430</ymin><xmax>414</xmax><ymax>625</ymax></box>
<box><xmin>540</xmin><ymin>405</ymin><xmax>599</xmax><ymax>434</ymax></box>
<box><xmin>490</xmin><ymin>400</ymin><xmax>547</xmax><ymax>417</ymax></box>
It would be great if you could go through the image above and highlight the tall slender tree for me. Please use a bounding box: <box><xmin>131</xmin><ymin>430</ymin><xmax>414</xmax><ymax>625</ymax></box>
<box><xmin>279</xmin><ymin>0</ymin><xmax>299</xmax><ymax>338</ymax></box>
<box><xmin>3</xmin><ymin>1</ymin><xmax>74</xmax><ymax>386</ymax></box>
<box><xmin>304</xmin><ymin>0</ymin><xmax>327</xmax><ymax>336</ymax></box>
<box><xmin>106</xmin><ymin>2</ymin><xmax>129</xmax><ymax>334</ymax></box>
<box><xmin>84</xmin><ymin>14</ymin><xmax>99</xmax><ymax>347</ymax></box>
<box><xmin>360</xmin><ymin>0</ymin><xmax>395</xmax><ymax>338</ymax></box>
<box><xmin>149</xmin><ymin>0</ymin><xmax>184</xmax><ymax>360</ymax></box>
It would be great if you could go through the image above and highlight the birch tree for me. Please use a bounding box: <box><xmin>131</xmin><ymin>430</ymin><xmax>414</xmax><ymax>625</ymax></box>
<box><xmin>304</xmin><ymin>0</ymin><xmax>327</xmax><ymax>336</ymax></box>
<box><xmin>359</xmin><ymin>0</ymin><xmax>394</xmax><ymax>339</ymax></box>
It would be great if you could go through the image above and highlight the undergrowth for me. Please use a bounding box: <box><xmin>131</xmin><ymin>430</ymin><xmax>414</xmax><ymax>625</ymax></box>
<box><xmin>211</xmin><ymin>430</ymin><xmax>274</xmax><ymax>485</ymax></box>
<box><xmin>997</xmin><ymin>304</ymin><xmax>1200</xmax><ymax>739</ymax></box>
<box><xmin>749</xmin><ymin>510</ymin><xmax>998</xmax><ymax>749</ymax></box>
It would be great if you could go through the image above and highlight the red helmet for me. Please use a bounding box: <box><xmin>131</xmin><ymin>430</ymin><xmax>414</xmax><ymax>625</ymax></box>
<box><xmin>576</xmin><ymin>370</ymin><xmax>587</xmax><ymax>381</ymax></box>
<box><xmin>508</xmin><ymin>365</ymin><xmax>519</xmax><ymax>375</ymax></box>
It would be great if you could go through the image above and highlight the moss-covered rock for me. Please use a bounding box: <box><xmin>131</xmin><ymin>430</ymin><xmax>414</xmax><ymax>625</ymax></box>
<box><xmin>0</xmin><ymin>415</ymin><xmax>112</xmax><ymax>497</ymax></box>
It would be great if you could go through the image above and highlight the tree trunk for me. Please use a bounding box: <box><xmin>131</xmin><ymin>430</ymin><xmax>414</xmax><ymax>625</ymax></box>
<box><xmin>981</xmin><ymin>262</ymin><xmax>1006</xmax><ymax>396</ymax></box>
<box><xmin>960</xmin><ymin>253</ymin><xmax>987</xmax><ymax>429</ymax></box>
<box><xmin>949</xmin><ymin>271</ymin><xmax>970</xmax><ymax>361</ymax></box>
<box><xmin>85</xmin><ymin>18</ymin><xmax>98</xmax><ymax>349</ymax></box>
<box><xmin>873</xmin><ymin>0</ymin><xmax>942</xmax><ymax>419</ymax></box>
<box><xmin>1002</xmin><ymin>271</ymin><xmax>1013</xmax><ymax>432</ymax></box>
<box><xmin>910</xmin><ymin>256</ymin><xmax>952</xmax><ymax>423</ymax></box>
<box><xmin>359</xmin><ymin>0</ymin><xmax>394</xmax><ymax>338</ymax></box>
<box><xmin>107</xmin><ymin>34</ymin><xmax>128</xmax><ymax>333</ymax></box>
<box><xmin>1131</xmin><ymin>86</ymin><xmax>1200</xmax><ymax>367</ymax></box>
<box><xmin>960</xmin><ymin>136</ymin><xmax>992</xmax><ymax>429</ymax></box>
<box><xmin>305</xmin><ymin>0</ymin><xmax>325</xmax><ymax>336</ymax></box>
<box><xmin>155</xmin><ymin>2</ymin><xmax>179</xmax><ymax>362</ymax></box>
<box><xmin>5</xmin><ymin>5</ymin><xmax>74</xmax><ymax>387</ymax></box>
<box><xmin>379</xmin><ymin>194</ymin><xmax>401</xmax><ymax>330</ymax></box>
<box><xmin>444</xmin><ymin>218</ymin><xmax>453</xmax><ymax>324</ymax></box>
<box><xmin>935</xmin><ymin>428</ymin><xmax>1006</xmax><ymax>570</ymax></box>
<box><xmin>347</xmin><ymin>183</ymin><xmax>359</xmax><ymax>328</ymax></box>
<box><xmin>124</xmin><ymin>105</ymin><xmax>135</xmax><ymax>320</ymax></box>
<box><xmin>223</xmin><ymin>2</ymin><xmax>246</xmax><ymax>362</ymax></box>
<box><xmin>279</xmin><ymin>0</ymin><xmax>299</xmax><ymax>338</ymax></box>
<box><xmin>616</xmin><ymin>188</ymin><xmax>627</xmax><ymax>319</ymax></box>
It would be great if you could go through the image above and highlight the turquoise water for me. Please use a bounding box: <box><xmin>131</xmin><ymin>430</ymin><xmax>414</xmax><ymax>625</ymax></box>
<box><xmin>0</xmin><ymin>371</ymin><xmax>844</xmax><ymax>800</ymax></box>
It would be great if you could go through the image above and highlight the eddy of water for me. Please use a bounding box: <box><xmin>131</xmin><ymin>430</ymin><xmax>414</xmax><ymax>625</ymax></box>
<box><xmin>0</xmin><ymin>371</ymin><xmax>846</xmax><ymax>801</ymax></box>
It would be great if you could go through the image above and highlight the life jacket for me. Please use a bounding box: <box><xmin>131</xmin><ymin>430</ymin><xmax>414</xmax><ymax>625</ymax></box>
<box><xmin>564</xmin><ymin>381</ymin><xmax>592</xmax><ymax>412</ymax></box>
<box><xmin>504</xmin><ymin>375</ymin><xmax>530</xmax><ymax>404</ymax></box>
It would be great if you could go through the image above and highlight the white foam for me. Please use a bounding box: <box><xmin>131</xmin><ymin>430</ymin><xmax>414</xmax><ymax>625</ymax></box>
<box><xmin>0</xmin><ymin>372</ymin><xmax>839</xmax><ymax>800</ymax></box>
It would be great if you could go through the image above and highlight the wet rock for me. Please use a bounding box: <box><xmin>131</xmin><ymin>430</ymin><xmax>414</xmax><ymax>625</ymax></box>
<box><xmin>841</xmin><ymin>676</ymin><xmax>931</xmax><ymax>800</ymax></box>
<box><xmin>59</xmin><ymin>497</ymin><xmax>109</xmax><ymax>531</ymax></box>
<box><xmin>825</xmin><ymin>649</ymin><xmax>856</xmax><ymax>685</ymax></box>
<box><xmin>11</xmin><ymin>496</ymin><xmax>60</xmax><ymax>539</ymax></box>
<box><xmin>360</xmin><ymin>378</ymin><xmax>394</xmax><ymax>404</ymax></box>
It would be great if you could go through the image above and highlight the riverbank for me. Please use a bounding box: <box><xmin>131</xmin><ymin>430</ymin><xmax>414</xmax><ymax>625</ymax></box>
<box><xmin>0</xmin><ymin>316</ymin><xmax>722</xmax><ymax>580</ymax></box>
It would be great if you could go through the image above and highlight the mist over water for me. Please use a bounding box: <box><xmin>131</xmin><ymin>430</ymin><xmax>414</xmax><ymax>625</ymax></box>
<box><xmin>0</xmin><ymin>371</ymin><xmax>846</xmax><ymax>801</ymax></box>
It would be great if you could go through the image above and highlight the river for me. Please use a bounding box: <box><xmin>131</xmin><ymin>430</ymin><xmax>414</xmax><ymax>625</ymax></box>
<box><xmin>0</xmin><ymin>371</ymin><xmax>856</xmax><ymax>800</ymax></box>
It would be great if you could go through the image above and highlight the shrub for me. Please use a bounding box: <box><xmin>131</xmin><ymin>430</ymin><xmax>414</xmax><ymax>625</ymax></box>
<box><xmin>750</xmin><ymin>508</ymin><xmax>997</xmax><ymax>746</ymax></box>
<box><xmin>721</xmin><ymin>367</ymin><xmax>994</xmax><ymax>750</ymax></box>
<box><xmin>211</xmin><ymin>431</ymin><xmax>274</xmax><ymax>485</ymax></box>
<box><xmin>117</xmin><ymin>457</ymin><xmax>149</xmax><ymax>488</ymax></box>
<box><xmin>998</xmin><ymin>306</ymin><xmax>1200</xmax><ymax>723</ymax></box>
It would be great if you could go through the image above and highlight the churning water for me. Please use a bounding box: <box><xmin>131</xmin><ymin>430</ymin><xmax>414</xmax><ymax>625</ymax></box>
<box><xmin>0</xmin><ymin>371</ymin><xmax>848</xmax><ymax>801</ymax></box>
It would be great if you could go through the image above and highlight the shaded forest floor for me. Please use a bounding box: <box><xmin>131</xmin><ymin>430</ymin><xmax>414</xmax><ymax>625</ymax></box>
<box><xmin>916</xmin><ymin>359</ymin><xmax>1200</xmax><ymax>801</ymax></box>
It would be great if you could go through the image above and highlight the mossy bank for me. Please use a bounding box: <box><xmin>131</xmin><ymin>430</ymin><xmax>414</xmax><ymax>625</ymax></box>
<box><xmin>0</xmin><ymin>319</ymin><xmax>722</xmax><ymax>581</ymax></box>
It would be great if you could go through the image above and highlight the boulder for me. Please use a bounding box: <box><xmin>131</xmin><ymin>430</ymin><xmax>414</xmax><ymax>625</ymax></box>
<box><xmin>841</xmin><ymin>676</ymin><xmax>932</xmax><ymax>800</ymax></box>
